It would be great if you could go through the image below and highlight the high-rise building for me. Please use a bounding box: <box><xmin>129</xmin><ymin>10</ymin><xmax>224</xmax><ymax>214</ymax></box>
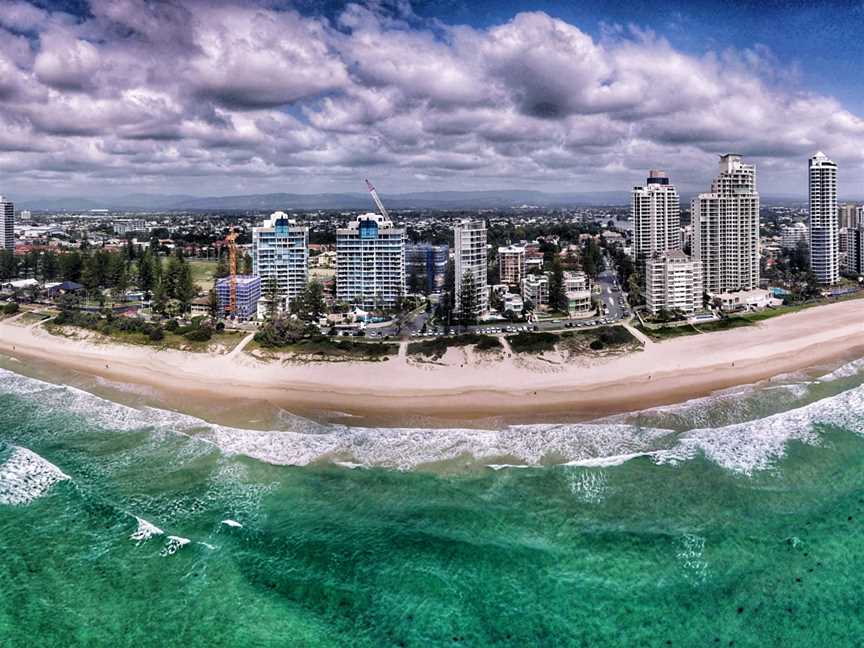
<box><xmin>404</xmin><ymin>243</ymin><xmax>448</xmax><ymax>294</ymax></box>
<box><xmin>847</xmin><ymin>225</ymin><xmax>864</xmax><ymax>276</ymax></box>
<box><xmin>809</xmin><ymin>152</ymin><xmax>839</xmax><ymax>285</ymax></box>
<box><xmin>113</xmin><ymin>219</ymin><xmax>148</xmax><ymax>236</ymax></box>
<box><xmin>0</xmin><ymin>196</ymin><xmax>14</xmax><ymax>252</ymax></box>
<box><xmin>839</xmin><ymin>203</ymin><xmax>859</xmax><ymax>229</ymax></box>
<box><xmin>336</xmin><ymin>213</ymin><xmax>405</xmax><ymax>309</ymax></box>
<box><xmin>691</xmin><ymin>154</ymin><xmax>760</xmax><ymax>295</ymax></box>
<box><xmin>497</xmin><ymin>245</ymin><xmax>525</xmax><ymax>286</ymax></box>
<box><xmin>216</xmin><ymin>275</ymin><xmax>261</xmax><ymax>321</ymax></box>
<box><xmin>252</xmin><ymin>211</ymin><xmax>309</xmax><ymax>312</ymax></box>
<box><xmin>781</xmin><ymin>222</ymin><xmax>808</xmax><ymax>250</ymax></box>
<box><xmin>631</xmin><ymin>170</ymin><xmax>680</xmax><ymax>267</ymax></box>
<box><xmin>645</xmin><ymin>250</ymin><xmax>704</xmax><ymax>315</ymax></box>
<box><xmin>454</xmin><ymin>220</ymin><xmax>488</xmax><ymax>318</ymax></box>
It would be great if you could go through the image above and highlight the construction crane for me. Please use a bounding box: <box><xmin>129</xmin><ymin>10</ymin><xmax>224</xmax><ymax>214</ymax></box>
<box><xmin>365</xmin><ymin>178</ymin><xmax>389</xmax><ymax>219</ymax></box>
<box><xmin>223</xmin><ymin>228</ymin><xmax>239</xmax><ymax>318</ymax></box>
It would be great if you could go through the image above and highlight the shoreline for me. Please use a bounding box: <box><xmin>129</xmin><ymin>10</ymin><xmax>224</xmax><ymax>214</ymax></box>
<box><xmin>1</xmin><ymin>300</ymin><xmax>863</xmax><ymax>428</ymax></box>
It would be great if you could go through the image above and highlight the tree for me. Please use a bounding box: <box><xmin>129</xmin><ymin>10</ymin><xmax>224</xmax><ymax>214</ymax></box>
<box><xmin>263</xmin><ymin>277</ymin><xmax>280</xmax><ymax>320</ymax></box>
<box><xmin>459</xmin><ymin>270</ymin><xmax>477</xmax><ymax>326</ymax></box>
<box><xmin>0</xmin><ymin>250</ymin><xmax>18</xmax><ymax>281</ymax></box>
<box><xmin>292</xmin><ymin>279</ymin><xmax>326</xmax><ymax>322</ymax></box>
<box><xmin>41</xmin><ymin>251</ymin><xmax>59</xmax><ymax>282</ymax></box>
<box><xmin>242</xmin><ymin>253</ymin><xmax>253</xmax><ymax>275</ymax></box>
<box><xmin>208</xmin><ymin>288</ymin><xmax>220</xmax><ymax>319</ymax></box>
<box><xmin>215</xmin><ymin>254</ymin><xmax>229</xmax><ymax>279</ymax></box>
<box><xmin>59</xmin><ymin>251</ymin><xmax>83</xmax><ymax>283</ymax></box>
<box><xmin>548</xmin><ymin>256</ymin><xmax>566</xmax><ymax>312</ymax></box>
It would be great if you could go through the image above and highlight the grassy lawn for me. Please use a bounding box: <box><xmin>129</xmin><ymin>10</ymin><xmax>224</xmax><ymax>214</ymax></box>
<box><xmin>187</xmin><ymin>259</ymin><xmax>220</xmax><ymax>291</ymax></box>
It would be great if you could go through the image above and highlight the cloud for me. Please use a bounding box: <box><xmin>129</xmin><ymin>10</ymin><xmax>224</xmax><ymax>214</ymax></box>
<box><xmin>1</xmin><ymin>0</ymin><xmax>863</xmax><ymax>198</ymax></box>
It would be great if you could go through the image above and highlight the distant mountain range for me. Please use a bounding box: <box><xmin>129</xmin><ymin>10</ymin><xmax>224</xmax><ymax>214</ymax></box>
<box><xmin>16</xmin><ymin>189</ymin><xmax>820</xmax><ymax>212</ymax></box>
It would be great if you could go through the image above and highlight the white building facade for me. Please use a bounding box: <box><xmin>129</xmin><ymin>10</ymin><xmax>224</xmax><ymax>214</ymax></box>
<box><xmin>631</xmin><ymin>170</ymin><xmax>680</xmax><ymax>266</ymax></box>
<box><xmin>454</xmin><ymin>220</ymin><xmax>488</xmax><ymax>318</ymax></box>
<box><xmin>521</xmin><ymin>274</ymin><xmax>549</xmax><ymax>306</ymax></box>
<box><xmin>645</xmin><ymin>250</ymin><xmax>704</xmax><ymax>315</ymax></box>
<box><xmin>809</xmin><ymin>152</ymin><xmax>839</xmax><ymax>285</ymax></box>
<box><xmin>692</xmin><ymin>154</ymin><xmax>760</xmax><ymax>295</ymax></box>
<box><xmin>336</xmin><ymin>213</ymin><xmax>405</xmax><ymax>310</ymax></box>
<box><xmin>0</xmin><ymin>196</ymin><xmax>13</xmax><ymax>252</ymax></box>
<box><xmin>252</xmin><ymin>211</ymin><xmax>309</xmax><ymax>312</ymax></box>
<box><xmin>563</xmin><ymin>271</ymin><xmax>593</xmax><ymax>318</ymax></box>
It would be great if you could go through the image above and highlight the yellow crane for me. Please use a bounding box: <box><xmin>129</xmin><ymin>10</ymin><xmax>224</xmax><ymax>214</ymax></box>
<box><xmin>224</xmin><ymin>228</ymin><xmax>239</xmax><ymax>318</ymax></box>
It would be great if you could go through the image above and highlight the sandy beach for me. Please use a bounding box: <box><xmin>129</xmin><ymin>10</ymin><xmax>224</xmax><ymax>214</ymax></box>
<box><xmin>1</xmin><ymin>301</ymin><xmax>863</xmax><ymax>426</ymax></box>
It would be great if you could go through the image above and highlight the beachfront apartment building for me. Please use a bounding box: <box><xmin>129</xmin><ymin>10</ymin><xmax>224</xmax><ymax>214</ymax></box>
<box><xmin>645</xmin><ymin>250</ymin><xmax>704</xmax><ymax>315</ymax></box>
<box><xmin>454</xmin><ymin>220</ymin><xmax>488</xmax><ymax>319</ymax></box>
<box><xmin>521</xmin><ymin>273</ymin><xmax>549</xmax><ymax>306</ymax></box>
<box><xmin>404</xmin><ymin>243</ymin><xmax>448</xmax><ymax>294</ymax></box>
<box><xmin>563</xmin><ymin>271</ymin><xmax>593</xmax><ymax>318</ymax></box>
<box><xmin>809</xmin><ymin>152</ymin><xmax>840</xmax><ymax>285</ymax></box>
<box><xmin>336</xmin><ymin>213</ymin><xmax>405</xmax><ymax>310</ymax></box>
<box><xmin>252</xmin><ymin>211</ymin><xmax>309</xmax><ymax>313</ymax></box>
<box><xmin>631</xmin><ymin>170</ymin><xmax>680</xmax><ymax>267</ymax></box>
<box><xmin>216</xmin><ymin>275</ymin><xmax>261</xmax><ymax>321</ymax></box>
<box><xmin>498</xmin><ymin>245</ymin><xmax>525</xmax><ymax>287</ymax></box>
<box><xmin>0</xmin><ymin>196</ymin><xmax>14</xmax><ymax>252</ymax></box>
<box><xmin>692</xmin><ymin>154</ymin><xmax>760</xmax><ymax>295</ymax></box>
<box><xmin>847</xmin><ymin>225</ymin><xmax>864</xmax><ymax>276</ymax></box>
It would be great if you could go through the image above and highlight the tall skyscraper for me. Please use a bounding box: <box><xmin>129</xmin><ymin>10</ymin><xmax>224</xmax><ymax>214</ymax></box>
<box><xmin>336</xmin><ymin>213</ymin><xmax>405</xmax><ymax>309</ymax></box>
<box><xmin>0</xmin><ymin>196</ymin><xmax>14</xmax><ymax>252</ymax></box>
<box><xmin>454</xmin><ymin>220</ymin><xmax>488</xmax><ymax>318</ymax></box>
<box><xmin>252</xmin><ymin>211</ymin><xmax>309</xmax><ymax>312</ymax></box>
<box><xmin>838</xmin><ymin>203</ymin><xmax>858</xmax><ymax>229</ymax></box>
<box><xmin>631</xmin><ymin>170</ymin><xmax>680</xmax><ymax>267</ymax></box>
<box><xmin>809</xmin><ymin>152</ymin><xmax>839</xmax><ymax>285</ymax></box>
<box><xmin>691</xmin><ymin>154</ymin><xmax>760</xmax><ymax>295</ymax></box>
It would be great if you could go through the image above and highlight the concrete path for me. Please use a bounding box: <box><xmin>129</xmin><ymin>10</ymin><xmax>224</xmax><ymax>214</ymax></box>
<box><xmin>623</xmin><ymin>322</ymin><xmax>653</xmax><ymax>347</ymax></box>
<box><xmin>227</xmin><ymin>333</ymin><xmax>255</xmax><ymax>359</ymax></box>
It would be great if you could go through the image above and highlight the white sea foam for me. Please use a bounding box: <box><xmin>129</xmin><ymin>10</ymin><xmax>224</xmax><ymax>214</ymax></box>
<box><xmin>160</xmin><ymin>536</ymin><xmax>190</xmax><ymax>557</ymax></box>
<box><xmin>221</xmin><ymin>519</ymin><xmax>243</xmax><ymax>528</ymax></box>
<box><xmin>567</xmin><ymin>470</ymin><xmax>609</xmax><ymax>503</ymax></box>
<box><xmin>130</xmin><ymin>516</ymin><xmax>164</xmax><ymax>544</ymax></box>
<box><xmin>677</xmin><ymin>533</ymin><xmax>708</xmax><ymax>584</ymax></box>
<box><xmin>2</xmin><ymin>366</ymin><xmax>864</xmax><ymax>477</ymax></box>
<box><xmin>818</xmin><ymin>357</ymin><xmax>864</xmax><ymax>383</ymax></box>
<box><xmin>563</xmin><ymin>452</ymin><xmax>651</xmax><ymax>468</ymax></box>
<box><xmin>0</xmin><ymin>446</ymin><xmax>70</xmax><ymax>506</ymax></box>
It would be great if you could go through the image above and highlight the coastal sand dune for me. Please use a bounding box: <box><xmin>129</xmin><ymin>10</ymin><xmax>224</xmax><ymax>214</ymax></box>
<box><xmin>1</xmin><ymin>300</ymin><xmax>863</xmax><ymax>423</ymax></box>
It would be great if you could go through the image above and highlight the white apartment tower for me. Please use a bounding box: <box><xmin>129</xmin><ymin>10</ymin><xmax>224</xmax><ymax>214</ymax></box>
<box><xmin>692</xmin><ymin>154</ymin><xmax>760</xmax><ymax>295</ymax></box>
<box><xmin>252</xmin><ymin>211</ymin><xmax>309</xmax><ymax>312</ymax></box>
<box><xmin>454</xmin><ymin>220</ymin><xmax>488</xmax><ymax>318</ymax></box>
<box><xmin>631</xmin><ymin>170</ymin><xmax>680</xmax><ymax>266</ymax></box>
<box><xmin>645</xmin><ymin>250</ymin><xmax>704</xmax><ymax>315</ymax></box>
<box><xmin>809</xmin><ymin>152</ymin><xmax>839</xmax><ymax>285</ymax></box>
<box><xmin>498</xmin><ymin>245</ymin><xmax>525</xmax><ymax>286</ymax></box>
<box><xmin>336</xmin><ymin>213</ymin><xmax>405</xmax><ymax>309</ymax></box>
<box><xmin>0</xmin><ymin>196</ymin><xmax>13</xmax><ymax>252</ymax></box>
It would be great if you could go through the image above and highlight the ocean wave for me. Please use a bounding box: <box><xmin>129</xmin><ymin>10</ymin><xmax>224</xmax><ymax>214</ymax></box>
<box><xmin>0</xmin><ymin>446</ymin><xmax>70</xmax><ymax>506</ymax></box>
<box><xmin>2</xmin><ymin>367</ymin><xmax>864</xmax><ymax>477</ymax></box>
<box><xmin>818</xmin><ymin>357</ymin><xmax>864</xmax><ymax>383</ymax></box>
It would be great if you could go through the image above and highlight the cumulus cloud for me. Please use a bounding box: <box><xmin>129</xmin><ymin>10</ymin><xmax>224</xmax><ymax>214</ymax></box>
<box><xmin>0</xmin><ymin>0</ymin><xmax>863</xmax><ymax>197</ymax></box>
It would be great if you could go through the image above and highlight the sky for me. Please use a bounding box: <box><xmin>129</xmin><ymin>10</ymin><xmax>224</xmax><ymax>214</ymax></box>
<box><xmin>1</xmin><ymin>0</ymin><xmax>864</xmax><ymax>200</ymax></box>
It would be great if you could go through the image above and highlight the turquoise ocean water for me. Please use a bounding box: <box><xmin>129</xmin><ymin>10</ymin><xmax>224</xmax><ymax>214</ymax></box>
<box><xmin>3</xmin><ymin>359</ymin><xmax>864</xmax><ymax>646</ymax></box>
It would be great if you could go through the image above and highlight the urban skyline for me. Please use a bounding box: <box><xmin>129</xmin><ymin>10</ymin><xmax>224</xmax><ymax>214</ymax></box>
<box><xmin>1</xmin><ymin>0</ymin><xmax>864</xmax><ymax>201</ymax></box>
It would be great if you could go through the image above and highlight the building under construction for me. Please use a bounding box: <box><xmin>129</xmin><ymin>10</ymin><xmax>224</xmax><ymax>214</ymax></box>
<box><xmin>216</xmin><ymin>275</ymin><xmax>261</xmax><ymax>321</ymax></box>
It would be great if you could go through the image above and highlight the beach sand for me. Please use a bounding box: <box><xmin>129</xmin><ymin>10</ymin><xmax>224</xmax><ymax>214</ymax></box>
<box><xmin>1</xmin><ymin>301</ymin><xmax>863</xmax><ymax>427</ymax></box>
